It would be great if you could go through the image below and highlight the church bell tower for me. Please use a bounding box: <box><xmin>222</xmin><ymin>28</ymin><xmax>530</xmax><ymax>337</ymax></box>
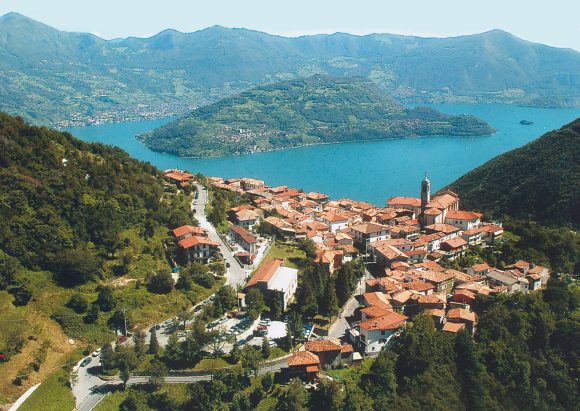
<box><xmin>420</xmin><ymin>172</ymin><xmax>431</xmax><ymax>227</ymax></box>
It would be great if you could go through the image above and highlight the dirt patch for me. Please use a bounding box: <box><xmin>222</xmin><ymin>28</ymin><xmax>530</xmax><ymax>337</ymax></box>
<box><xmin>109</xmin><ymin>277</ymin><xmax>137</xmax><ymax>288</ymax></box>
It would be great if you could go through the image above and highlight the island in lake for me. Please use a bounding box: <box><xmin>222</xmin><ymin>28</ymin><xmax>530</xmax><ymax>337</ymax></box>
<box><xmin>139</xmin><ymin>75</ymin><xmax>495</xmax><ymax>158</ymax></box>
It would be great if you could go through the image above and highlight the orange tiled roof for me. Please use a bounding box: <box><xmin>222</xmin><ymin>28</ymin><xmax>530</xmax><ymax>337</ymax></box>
<box><xmin>387</xmin><ymin>196</ymin><xmax>421</xmax><ymax>207</ymax></box>
<box><xmin>178</xmin><ymin>236</ymin><xmax>220</xmax><ymax>249</ymax></box>
<box><xmin>304</xmin><ymin>340</ymin><xmax>342</xmax><ymax>352</ymax></box>
<box><xmin>350</xmin><ymin>222</ymin><xmax>388</xmax><ymax>234</ymax></box>
<box><xmin>288</xmin><ymin>351</ymin><xmax>320</xmax><ymax>367</ymax></box>
<box><xmin>443</xmin><ymin>322</ymin><xmax>466</xmax><ymax>333</ymax></box>
<box><xmin>172</xmin><ymin>225</ymin><xmax>207</xmax><ymax>238</ymax></box>
<box><xmin>358</xmin><ymin>311</ymin><xmax>408</xmax><ymax>331</ymax></box>
<box><xmin>245</xmin><ymin>259</ymin><xmax>284</xmax><ymax>289</ymax></box>
<box><xmin>447</xmin><ymin>308</ymin><xmax>476</xmax><ymax>323</ymax></box>
<box><xmin>446</xmin><ymin>210</ymin><xmax>483</xmax><ymax>220</ymax></box>
<box><xmin>230</xmin><ymin>225</ymin><xmax>257</xmax><ymax>244</ymax></box>
<box><xmin>425</xmin><ymin>223</ymin><xmax>461</xmax><ymax>234</ymax></box>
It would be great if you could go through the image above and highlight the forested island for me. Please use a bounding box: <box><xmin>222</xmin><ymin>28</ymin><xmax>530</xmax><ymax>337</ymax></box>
<box><xmin>140</xmin><ymin>76</ymin><xmax>494</xmax><ymax>158</ymax></box>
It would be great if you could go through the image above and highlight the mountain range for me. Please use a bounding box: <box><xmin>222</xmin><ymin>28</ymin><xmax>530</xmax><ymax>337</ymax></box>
<box><xmin>1</xmin><ymin>12</ymin><xmax>580</xmax><ymax>126</ymax></box>
<box><xmin>140</xmin><ymin>75</ymin><xmax>494</xmax><ymax>157</ymax></box>
<box><xmin>447</xmin><ymin>118</ymin><xmax>580</xmax><ymax>227</ymax></box>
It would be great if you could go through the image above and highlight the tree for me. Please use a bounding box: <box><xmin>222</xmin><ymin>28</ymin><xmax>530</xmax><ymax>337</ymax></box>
<box><xmin>84</xmin><ymin>304</ymin><xmax>99</xmax><ymax>324</ymax></box>
<box><xmin>96</xmin><ymin>286</ymin><xmax>116</xmax><ymax>311</ymax></box>
<box><xmin>207</xmin><ymin>328</ymin><xmax>233</xmax><ymax>358</ymax></box>
<box><xmin>120</xmin><ymin>391</ymin><xmax>149</xmax><ymax>411</ymax></box>
<box><xmin>229</xmin><ymin>341</ymin><xmax>241</xmax><ymax>364</ymax></box>
<box><xmin>164</xmin><ymin>334</ymin><xmax>181</xmax><ymax>363</ymax></box>
<box><xmin>320</xmin><ymin>277</ymin><xmax>339</xmax><ymax>319</ymax></box>
<box><xmin>177</xmin><ymin>309</ymin><xmax>193</xmax><ymax>330</ymax></box>
<box><xmin>148</xmin><ymin>269</ymin><xmax>174</xmax><ymax>294</ymax></box>
<box><xmin>149</xmin><ymin>326</ymin><xmax>160</xmax><ymax>355</ymax></box>
<box><xmin>67</xmin><ymin>293</ymin><xmax>89</xmax><ymax>313</ymax></box>
<box><xmin>100</xmin><ymin>343</ymin><xmax>115</xmax><ymax>373</ymax></box>
<box><xmin>261</xmin><ymin>337</ymin><xmax>271</xmax><ymax>359</ymax></box>
<box><xmin>133</xmin><ymin>331</ymin><xmax>146</xmax><ymax>360</ymax></box>
<box><xmin>311</xmin><ymin>379</ymin><xmax>345</xmax><ymax>411</ymax></box>
<box><xmin>213</xmin><ymin>285</ymin><xmax>237</xmax><ymax>316</ymax></box>
<box><xmin>0</xmin><ymin>250</ymin><xmax>19</xmax><ymax>290</ymax></box>
<box><xmin>147</xmin><ymin>358</ymin><xmax>168</xmax><ymax>390</ymax></box>
<box><xmin>246</xmin><ymin>288</ymin><xmax>267</xmax><ymax>320</ymax></box>
<box><xmin>278</xmin><ymin>378</ymin><xmax>309</xmax><ymax>411</ymax></box>
<box><xmin>240</xmin><ymin>345</ymin><xmax>263</xmax><ymax>378</ymax></box>
<box><xmin>11</xmin><ymin>282</ymin><xmax>33</xmax><ymax>306</ymax></box>
<box><xmin>116</xmin><ymin>346</ymin><xmax>139</xmax><ymax>390</ymax></box>
<box><xmin>297</xmin><ymin>283</ymin><xmax>318</xmax><ymax>318</ymax></box>
<box><xmin>51</xmin><ymin>248</ymin><xmax>102</xmax><ymax>286</ymax></box>
<box><xmin>286</xmin><ymin>311</ymin><xmax>304</xmax><ymax>346</ymax></box>
<box><xmin>181</xmin><ymin>320</ymin><xmax>209</xmax><ymax>364</ymax></box>
<box><xmin>298</xmin><ymin>239</ymin><xmax>317</xmax><ymax>259</ymax></box>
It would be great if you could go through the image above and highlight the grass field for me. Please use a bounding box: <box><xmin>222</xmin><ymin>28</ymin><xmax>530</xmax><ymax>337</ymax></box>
<box><xmin>259</xmin><ymin>242</ymin><xmax>306</xmax><ymax>269</ymax></box>
<box><xmin>18</xmin><ymin>368</ymin><xmax>75</xmax><ymax>411</ymax></box>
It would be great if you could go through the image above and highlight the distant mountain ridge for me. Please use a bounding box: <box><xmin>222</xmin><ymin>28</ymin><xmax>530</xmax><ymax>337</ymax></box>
<box><xmin>446</xmin><ymin>118</ymin><xmax>580</xmax><ymax>227</ymax></box>
<box><xmin>139</xmin><ymin>75</ymin><xmax>494</xmax><ymax>157</ymax></box>
<box><xmin>1</xmin><ymin>12</ymin><xmax>580</xmax><ymax>125</ymax></box>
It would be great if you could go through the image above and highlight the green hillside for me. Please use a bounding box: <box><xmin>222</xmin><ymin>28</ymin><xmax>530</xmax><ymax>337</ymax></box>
<box><xmin>0</xmin><ymin>113</ymin><xmax>206</xmax><ymax>404</ymax></box>
<box><xmin>446</xmin><ymin>118</ymin><xmax>580</xmax><ymax>227</ymax></box>
<box><xmin>1</xmin><ymin>13</ymin><xmax>580</xmax><ymax>125</ymax></box>
<box><xmin>140</xmin><ymin>76</ymin><xmax>494</xmax><ymax>157</ymax></box>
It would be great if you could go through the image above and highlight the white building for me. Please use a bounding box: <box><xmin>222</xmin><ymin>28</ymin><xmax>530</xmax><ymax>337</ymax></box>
<box><xmin>353</xmin><ymin>311</ymin><xmax>408</xmax><ymax>354</ymax></box>
<box><xmin>444</xmin><ymin>210</ymin><xmax>483</xmax><ymax>231</ymax></box>
<box><xmin>267</xmin><ymin>266</ymin><xmax>298</xmax><ymax>310</ymax></box>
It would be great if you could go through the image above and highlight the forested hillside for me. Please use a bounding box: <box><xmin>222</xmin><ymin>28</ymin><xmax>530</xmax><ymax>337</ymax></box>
<box><xmin>140</xmin><ymin>76</ymin><xmax>493</xmax><ymax>157</ymax></box>
<box><xmin>1</xmin><ymin>12</ymin><xmax>580</xmax><ymax>125</ymax></box>
<box><xmin>446</xmin><ymin>118</ymin><xmax>580</xmax><ymax>227</ymax></box>
<box><xmin>0</xmin><ymin>113</ymin><xmax>204</xmax><ymax>404</ymax></box>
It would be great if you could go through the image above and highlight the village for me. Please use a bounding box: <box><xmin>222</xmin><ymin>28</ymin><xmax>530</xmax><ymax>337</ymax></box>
<box><xmin>162</xmin><ymin>169</ymin><xmax>551</xmax><ymax>381</ymax></box>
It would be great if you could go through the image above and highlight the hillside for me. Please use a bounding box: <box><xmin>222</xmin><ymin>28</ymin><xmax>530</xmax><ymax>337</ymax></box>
<box><xmin>0</xmin><ymin>113</ymin><xmax>205</xmax><ymax>405</ymax></box>
<box><xmin>139</xmin><ymin>76</ymin><xmax>494</xmax><ymax>157</ymax></box>
<box><xmin>1</xmin><ymin>13</ymin><xmax>580</xmax><ymax>125</ymax></box>
<box><xmin>446</xmin><ymin>118</ymin><xmax>580</xmax><ymax>227</ymax></box>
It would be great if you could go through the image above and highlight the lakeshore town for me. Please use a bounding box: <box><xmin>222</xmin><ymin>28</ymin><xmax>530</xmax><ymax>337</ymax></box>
<box><xmin>163</xmin><ymin>168</ymin><xmax>550</xmax><ymax>380</ymax></box>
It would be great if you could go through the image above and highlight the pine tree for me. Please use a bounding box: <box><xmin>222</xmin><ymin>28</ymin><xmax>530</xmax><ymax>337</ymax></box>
<box><xmin>261</xmin><ymin>337</ymin><xmax>271</xmax><ymax>359</ymax></box>
<box><xmin>321</xmin><ymin>277</ymin><xmax>339</xmax><ymax>319</ymax></box>
<box><xmin>149</xmin><ymin>327</ymin><xmax>160</xmax><ymax>355</ymax></box>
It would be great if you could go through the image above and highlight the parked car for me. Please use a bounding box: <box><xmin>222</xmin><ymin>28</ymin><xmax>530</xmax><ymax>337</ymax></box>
<box><xmin>118</xmin><ymin>335</ymin><xmax>128</xmax><ymax>343</ymax></box>
<box><xmin>80</xmin><ymin>357</ymin><xmax>92</xmax><ymax>367</ymax></box>
<box><xmin>91</xmin><ymin>349</ymin><xmax>101</xmax><ymax>357</ymax></box>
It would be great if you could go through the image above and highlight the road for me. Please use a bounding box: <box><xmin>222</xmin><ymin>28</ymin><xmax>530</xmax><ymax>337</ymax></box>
<box><xmin>328</xmin><ymin>267</ymin><xmax>372</xmax><ymax>340</ymax></box>
<box><xmin>193</xmin><ymin>184</ymin><xmax>249</xmax><ymax>287</ymax></box>
<box><xmin>74</xmin><ymin>183</ymin><xmax>252</xmax><ymax>411</ymax></box>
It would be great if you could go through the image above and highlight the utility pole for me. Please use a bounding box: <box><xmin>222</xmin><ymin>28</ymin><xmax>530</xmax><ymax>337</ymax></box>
<box><xmin>123</xmin><ymin>307</ymin><xmax>128</xmax><ymax>337</ymax></box>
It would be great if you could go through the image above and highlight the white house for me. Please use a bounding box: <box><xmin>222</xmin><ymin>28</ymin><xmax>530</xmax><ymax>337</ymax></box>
<box><xmin>354</xmin><ymin>311</ymin><xmax>408</xmax><ymax>354</ymax></box>
<box><xmin>444</xmin><ymin>210</ymin><xmax>483</xmax><ymax>231</ymax></box>
<box><xmin>321</xmin><ymin>213</ymin><xmax>349</xmax><ymax>233</ymax></box>
<box><xmin>349</xmin><ymin>223</ymin><xmax>390</xmax><ymax>251</ymax></box>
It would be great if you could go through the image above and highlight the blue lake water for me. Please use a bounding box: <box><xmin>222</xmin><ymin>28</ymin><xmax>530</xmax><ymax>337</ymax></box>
<box><xmin>65</xmin><ymin>104</ymin><xmax>580</xmax><ymax>205</ymax></box>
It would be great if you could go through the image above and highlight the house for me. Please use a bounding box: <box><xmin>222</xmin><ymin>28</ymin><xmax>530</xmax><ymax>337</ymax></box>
<box><xmin>163</xmin><ymin>169</ymin><xmax>193</xmax><ymax>187</ymax></box>
<box><xmin>240</xmin><ymin>178</ymin><xmax>265</xmax><ymax>191</ymax></box>
<box><xmin>229</xmin><ymin>225</ymin><xmax>258</xmax><ymax>254</ymax></box>
<box><xmin>451</xmin><ymin>289</ymin><xmax>477</xmax><ymax>306</ymax></box>
<box><xmin>244</xmin><ymin>259</ymin><xmax>298</xmax><ymax>310</ymax></box>
<box><xmin>368</xmin><ymin>241</ymin><xmax>409</xmax><ymax>269</ymax></box>
<box><xmin>306</xmin><ymin>192</ymin><xmax>330</xmax><ymax>204</ymax></box>
<box><xmin>478</xmin><ymin>224</ymin><xmax>504</xmax><ymax>244</ymax></box>
<box><xmin>439</xmin><ymin>237</ymin><xmax>469</xmax><ymax>260</ymax></box>
<box><xmin>442</xmin><ymin>322</ymin><xmax>466</xmax><ymax>333</ymax></box>
<box><xmin>466</xmin><ymin>263</ymin><xmax>491</xmax><ymax>276</ymax></box>
<box><xmin>354</xmin><ymin>311</ymin><xmax>408</xmax><ymax>354</ymax></box>
<box><xmin>172</xmin><ymin>225</ymin><xmax>208</xmax><ymax>241</ymax></box>
<box><xmin>527</xmin><ymin>264</ymin><xmax>550</xmax><ymax>285</ymax></box>
<box><xmin>315</xmin><ymin>249</ymin><xmax>344</xmax><ymax>273</ymax></box>
<box><xmin>178</xmin><ymin>236</ymin><xmax>220</xmax><ymax>264</ymax></box>
<box><xmin>349</xmin><ymin>223</ymin><xmax>390</xmax><ymax>251</ymax></box>
<box><xmin>418</xmin><ymin>271</ymin><xmax>455</xmax><ymax>294</ymax></box>
<box><xmin>386</xmin><ymin>197</ymin><xmax>421</xmax><ymax>215</ymax></box>
<box><xmin>424</xmin><ymin>223</ymin><xmax>462</xmax><ymax>240</ymax></box>
<box><xmin>304</xmin><ymin>340</ymin><xmax>356</xmax><ymax>368</ymax></box>
<box><xmin>444</xmin><ymin>210</ymin><xmax>482</xmax><ymax>231</ymax></box>
<box><xmin>321</xmin><ymin>213</ymin><xmax>349</xmax><ymax>233</ymax></box>
<box><xmin>446</xmin><ymin>308</ymin><xmax>477</xmax><ymax>333</ymax></box>
<box><xmin>362</xmin><ymin>292</ymin><xmax>393</xmax><ymax>311</ymax></box>
<box><xmin>486</xmin><ymin>269</ymin><xmax>521</xmax><ymax>292</ymax></box>
<box><xmin>234</xmin><ymin>209</ymin><xmax>260</xmax><ymax>230</ymax></box>
<box><xmin>287</xmin><ymin>351</ymin><xmax>320</xmax><ymax>381</ymax></box>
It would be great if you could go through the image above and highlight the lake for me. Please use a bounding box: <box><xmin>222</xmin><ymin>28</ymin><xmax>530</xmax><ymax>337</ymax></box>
<box><xmin>65</xmin><ymin>104</ymin><xmax>580</xmax><ymax>205</ymax></box>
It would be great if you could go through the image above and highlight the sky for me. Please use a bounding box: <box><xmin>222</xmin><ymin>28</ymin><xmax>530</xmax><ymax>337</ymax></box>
<box><xmin>1</xmin><ymin>0</ymin><xmax>579</xmax><ymax>51</ymax></box>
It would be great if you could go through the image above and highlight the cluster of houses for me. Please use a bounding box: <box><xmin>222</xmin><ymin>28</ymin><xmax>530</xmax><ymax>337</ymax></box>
<box><xmin>171</xmin><ymin>225</ymin><xmax>220</xmax><ymax>264</ymax></box>
<box><xmin>165</xmin><ymin>170</ymin><xmax>551</xmax><ymax>372</ymax></box>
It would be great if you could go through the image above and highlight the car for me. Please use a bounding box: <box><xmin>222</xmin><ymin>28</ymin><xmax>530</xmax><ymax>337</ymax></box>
<box><xmin>268</xmin><ymin>341</ymin><xmax>278</xmax><ymax>348</ymax></box>
<box><xmin>80</xmin><ymin>357</ymin><xmax>92</xmax><ymax>367</ymax></box>
<box><xmin>177</xmin><ymin>332</ymin><xmax>187</xmax><ymax>337</ymax></box>
<box><xmin>239</xmin><ymin>338</ymin><xmax>247</xmax><ymax>345</ymax></box>
<box><xmin>118</xmin><ymin>335</ymin><xmax>128</xmax><ymax>343</ymax></box>
<box><xmin>225</xmin><ymin>262</ymin><xmax>231</xmax><ymax>268</ymax></box>
<box><xmin>155</xmin><ymin>324</ymin><xmax>161</xmax><ymax>330</ymax></box>
<box><xmin>91</xmin><ymin>350</ymin><xmax>100</xmax><ymax>357</ymax></box>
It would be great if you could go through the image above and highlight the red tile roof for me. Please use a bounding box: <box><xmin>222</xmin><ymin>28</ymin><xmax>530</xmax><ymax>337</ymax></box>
<box><xmin>288</xmin><ymin>351</ymin><xmax>320</xmax><ymax>367</ymax></box>
<box><xmin>178</xmin><ymin>236</ymin><xmax>220</xmax><ymax>249</ymax></box>
<box><xmin>172</xmin><ymin>225</ymin><xmax>207</xmax><ymax>238</ymax></box>
<box><xmin>229</xmin><ymin>225</ymin><xmax>257</xmax><ymax>244</ymax></box>
<box><xmin>442</xmin><ymin>322</ymin><xmax>466</xmax><ymax>333</ymax></box>
<box><xmin>387</xmin><ymin>196</ymin><xmax>421</xmax><ymax>207</ymax></box>
<box><xmin>358</xmin><ymin>311</ymin><xmax>408</xmax><ymax>331</ymax></box>
<box><xmin>245</xmin><ymin>259</ymin><xmax>284</xmax><ymax>289</ymax></box>
<box><xmin>304</xmin><ymin>340</ymin><xmax>342</xmax><ymax>352</ymax></box>
<box><xmin>447</xmin><ymin>308</ymin><xmax>476</xmax><ymax>323</ymax></box>
<box><xmin>445</xmin><ymin>210</ymin><xmax>483</xmax><ymax>220</ymax></box>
